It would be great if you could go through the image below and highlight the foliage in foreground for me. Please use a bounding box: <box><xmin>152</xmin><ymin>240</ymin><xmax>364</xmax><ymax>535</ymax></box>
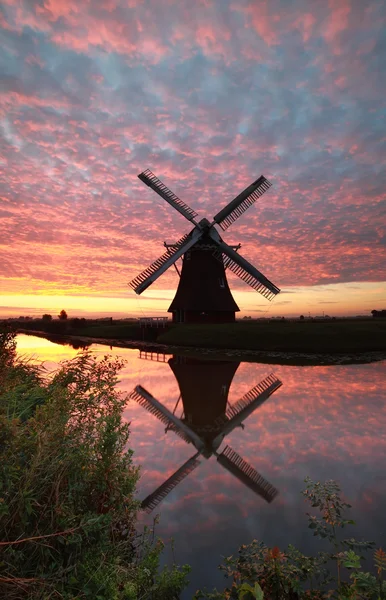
<box><xmin>195</xmin><ymin>478</ymin><xmax>385</xmax><ymax>600</ymax></box>
<box><xmin>0</xmin><ymin>329</ymin><xmax>189</xmax><ymax>599</ymax></box>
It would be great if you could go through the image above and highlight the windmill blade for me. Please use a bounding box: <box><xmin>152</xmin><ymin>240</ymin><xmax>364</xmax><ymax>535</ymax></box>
<box><xmin>217</xmin><ymin>445</ymin><xmax>278</xmax><ymax>503</ymax></box>
<box><xmin>213</xmin><ymin>176</ymin><xmax>272</xmax><ymax>231</ymax></box>
<box><xmin>212</xmin><ymin>374</ymin><xmax>282</xmax><ymax>447</ymax></box>
<box><xmin>209</xmin><ymin>234</ymin><xmax>280</xmax><ymax>300</ymax></box>
<box><xmin>223</xmin><ymin>374</ymin><xmax>282</xmax><ymax>433</ymax></box>
<box><xmin>141</xmin><ymin>452</ymin><xmax>201</xmax><ymax>513</ymax></box>
<box><xmin>138</xmin><ymin>169</ymin><xmax>198</xmax><ymax>224</ymax></box>
<box><xmin>129</xmin><ymin>228</ymin><xmax>203</xmax><ymax>295</ymax></box>
<box><xmin>129</xmin><ymin>385</ymin><xmax>204</xmax><ymax>450</ymax></box>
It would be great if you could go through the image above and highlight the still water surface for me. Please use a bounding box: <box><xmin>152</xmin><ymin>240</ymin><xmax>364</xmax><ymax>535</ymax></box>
<box><xmin>16</xmin><ymin>334</ymin><xmax>386</xmax><ymax>597</ymax></box>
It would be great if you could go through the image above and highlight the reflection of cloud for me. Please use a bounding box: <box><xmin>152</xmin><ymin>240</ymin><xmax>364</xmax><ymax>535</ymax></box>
<box><xmin>1</xmin><ymin>0</ymin><xmax>385</xmax><ymax>318</ymax></box>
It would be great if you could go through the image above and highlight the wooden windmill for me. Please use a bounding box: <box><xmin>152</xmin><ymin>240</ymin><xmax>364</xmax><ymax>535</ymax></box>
<box><xmin>130</xmin><ymin>357</ymin><xmax>282</xmax><ymax>512</ymax></box>
<box><xmin>129</xmin><ymin>170</ymin><xmax>280</xmax><ymax>323</ymax></box>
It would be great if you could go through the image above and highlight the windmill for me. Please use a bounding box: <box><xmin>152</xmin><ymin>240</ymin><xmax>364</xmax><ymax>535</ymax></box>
<box><xmin>130</xmin><ymin>356</ymin><xmax>282</xmax><ymax>512</ymax></box>
<box><xmin>129</xmin><ymin>170</ymin><xmax>280</xmax><ymax>323</ymax></box>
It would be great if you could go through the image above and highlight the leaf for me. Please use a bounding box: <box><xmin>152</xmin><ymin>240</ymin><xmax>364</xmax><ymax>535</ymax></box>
<box><xmin>238</xmin><ymin>583</ymin><xmax>254</xmax><ymax>599</ymax></box>
<box><xmin>253</xmin><ymin>582</ymin><xmax>264</xmax><ymax>599</ymax></box>
<box><xmin>342</xmin><ymin>550</ymin><xmax>361</xmax><ymax>570</ymax></box>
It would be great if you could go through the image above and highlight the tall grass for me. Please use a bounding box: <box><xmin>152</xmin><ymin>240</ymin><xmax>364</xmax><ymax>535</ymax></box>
<box><xmin>0</xmin><ymin>329</ymin><xmax>189</xmax><ymax>599</ymax></box>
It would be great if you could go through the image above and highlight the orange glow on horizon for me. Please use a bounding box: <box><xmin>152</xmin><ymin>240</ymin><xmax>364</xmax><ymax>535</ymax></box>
<box><xmin>1</xmin><ymin>280</ymin><xmax>385</xmax><ymax>319</ymax></box>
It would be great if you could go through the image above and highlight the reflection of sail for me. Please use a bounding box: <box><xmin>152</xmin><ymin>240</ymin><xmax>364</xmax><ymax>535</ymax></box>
<box><xmin>130</xmin><ymin>385</ymin><xmax>204</xmax><ymax>448</ymax></box>
<box><xmin>227</xmin><ymin>374</ymin><xmax>281</xmax><ymax>419</ymax></box>
<box><xmin>130</xmin><ymin>356</ymin><xmax>282</xmax><ymax>511</ymax></box>
<box><xmin>217</xmin><ymin>446</ymin><xmax>278</xmax><ymax>503</ymax></box>
<box><xmin>141</xmin><ymin>452</ymin><xmax>201</xmax><ymax>513</ymax></box>
<box><xmin>217</xmin><ymin>373</ymin><xmax>282</xmax><ymax>440</ymax></box>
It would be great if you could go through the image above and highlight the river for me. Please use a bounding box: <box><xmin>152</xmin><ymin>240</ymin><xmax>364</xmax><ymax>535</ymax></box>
<box><xmin>16</xmin><ymin>334</ymin><xmax>386</xmax><ymax>597</ymax></box>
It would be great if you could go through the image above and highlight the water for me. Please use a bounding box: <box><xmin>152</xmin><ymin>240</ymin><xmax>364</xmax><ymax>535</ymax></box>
<box><xmin>16</xmin><ymin>334</ymin><xmax>386</xmax><ymax>597</ymax></box>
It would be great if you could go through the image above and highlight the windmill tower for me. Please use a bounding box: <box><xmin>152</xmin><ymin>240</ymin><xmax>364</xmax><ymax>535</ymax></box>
<box><xmin>129</xmin><ymin>170</ymin><xmax>280</xmax><ymax>323</ymax></box>
<box><xmin>130</xmin><ymin>355</ymin><xmax>282</xmax><ymax>512</ymax></box>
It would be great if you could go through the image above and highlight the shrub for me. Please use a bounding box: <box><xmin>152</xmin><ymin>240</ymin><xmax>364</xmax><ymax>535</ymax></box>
<box><xmin>195</xmin><ymin>477</ymin><xmax>385</xmax><ymax>600</ymax></box>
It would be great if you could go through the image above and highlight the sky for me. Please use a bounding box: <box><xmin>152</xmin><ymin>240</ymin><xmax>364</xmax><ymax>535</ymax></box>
<box><xmin>1</xmin><ymin>0</ymin><xmax>385</xmax><ymax>319</ymax></box>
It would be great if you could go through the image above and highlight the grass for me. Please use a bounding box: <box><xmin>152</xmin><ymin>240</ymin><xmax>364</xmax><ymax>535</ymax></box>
<box><xmin>75</xmin><ymin>324</ymin><xmax>141</xmax><ymax>339</ymax></box>
<box><xmin>157</xmin><ymin>319</ymin><xmax>386</xmax><ymax>354</ymax></box>
<box><xmin>0</xmin><ymin>329</ymin><xmax>189</xmax><ymax>599</ymax></box>
<box><xmin>11</xmin><ymin>317</ymin><xmax>386</xmax><ymax>355</ymax></box>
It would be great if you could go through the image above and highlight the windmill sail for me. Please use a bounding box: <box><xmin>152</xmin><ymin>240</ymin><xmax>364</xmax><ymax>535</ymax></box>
<box><xmin>141</xmin><ymin>452</ymin><xmax>201</xmax><ymax>513</ymax></box>
<box><xmin>138</xmin><ymin>169</ymin><xmax>198</xmax><ymax>223</ymax></box>
<box><xmin>129</xmin><ymin>230</ymin><xmax>202</xmax><ymax>294</ymax></box>
<box><xmin>210</xmin><ymin>236</ymin><xmax>280</xmax><ymax>300</ymax></box>
<box><xmin>213</xmin><ymin>176</ymin><xmax>272</xmax><ymax>231</ymax></box>
<box><xmin>212</xmin><ymin>374</ymin><xmax>282</xmax><ymax>445</ymax></box>
<box><xmin>129</xmin><ymin>385</ymin><xmax>204</xmax><ymax>450</ymax></box>
<box><xmin>226</xmin><ymin>374</ymin><xmax>282</xmax><ymax>422</ymax></box>
<box><xmin>217</xmin><ymin>445</ymin><xmax>278</xmax><ymax>503</ymax></box>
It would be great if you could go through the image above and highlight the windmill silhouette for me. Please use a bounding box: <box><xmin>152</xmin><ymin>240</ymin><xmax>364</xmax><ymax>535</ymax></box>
<box><xmin>129</xmin><ymin>170</ymin><xmax>280</xmax><ymax>323</ymax></box>
<box><xmin>130</xmin><ymin>355</ymin><xmax>282</xmax><ymax>512</ymax></box>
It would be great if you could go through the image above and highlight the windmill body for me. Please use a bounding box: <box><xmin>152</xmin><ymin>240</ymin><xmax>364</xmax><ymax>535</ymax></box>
<box><xmin>168</xmin><ymin>235</ymin><xmax>239</xmax><ymax>323</ymax></box>
<box><xmin>129</xmin><ymin>171</ymin><xmax>280</xmax><ymax>323</ymax></box>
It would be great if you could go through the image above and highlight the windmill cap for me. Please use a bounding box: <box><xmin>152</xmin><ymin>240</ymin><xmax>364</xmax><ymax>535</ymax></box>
<box><xmin>198</xmin><ymin>217</ymin><xmax>211</xmax><ymax>229</ymax></box>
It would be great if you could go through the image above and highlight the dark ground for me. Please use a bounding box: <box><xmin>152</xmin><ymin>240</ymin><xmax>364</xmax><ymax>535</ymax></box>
<box><xmin>7</xmin><ymin>316</ymin><xmax>386</xmax><ymax>365</ymax></box>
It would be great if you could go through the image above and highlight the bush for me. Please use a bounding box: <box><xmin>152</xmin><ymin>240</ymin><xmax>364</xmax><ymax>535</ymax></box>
<box><xmin>0</xmin><ymin>329</ymin><xmax>189</xmax><ymax>599</ymax></box>
<box><xmin>195</xmin><ymin>477</ymin><xmax>385</xmax><ymax>600</ymax></box>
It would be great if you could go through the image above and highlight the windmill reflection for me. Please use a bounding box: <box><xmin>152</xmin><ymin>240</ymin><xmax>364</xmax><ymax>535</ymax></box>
<box><xmin>130</xmin><ymin>353</ymin><xmax>282</xmax><ymax>512</ymax></box>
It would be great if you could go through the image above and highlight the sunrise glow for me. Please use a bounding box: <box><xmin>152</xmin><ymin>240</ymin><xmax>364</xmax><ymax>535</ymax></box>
<box><xmin>1</xmin><ymin>0</ymin><xmax>385</xmax><ymax>318</ymax></box>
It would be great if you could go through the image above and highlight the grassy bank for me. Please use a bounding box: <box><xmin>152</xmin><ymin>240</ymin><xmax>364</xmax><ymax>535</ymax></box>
<box><xmin>157</xmin><ymin>319</ymin><xmax>386</xmax><ymax>354</ymax></box>
<box><xmin>7</xmin><ymin>317</ymin><xmax>386</xmax><ymax>354</ymax></box>
<box><xmin>5</xmin><ymin>318</ymin><xmax>160</xmax><ymax>342</ymax></box>
<box><xmin>0</xmin><ymin>329</ymin><xmax>188</xmax><ymax>599</ymax></box>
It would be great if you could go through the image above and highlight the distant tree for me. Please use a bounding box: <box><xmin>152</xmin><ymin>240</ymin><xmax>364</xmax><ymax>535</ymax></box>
<box><xmin>372</xmin><ymin>309</ymin><xmax>386</xmax><ymax>318</ymax></box>
<box><xmin>42</xmin><ymin>314</ymin><xmax>52</xmax><ymax>322</ymax></box>
<box><xmin>70</xmin><ymin>318</ymin><xmax>83</xmax><ymax>329</ymax></box>
<box><xmin>299</xmin><ymin>315</ymin><xmax>305</xmax><ymax>320</ymax></box>
<box><xmin>58</xmin><ymin>310</ymin><xmax>68</xmax><ymax>321</ymax></box>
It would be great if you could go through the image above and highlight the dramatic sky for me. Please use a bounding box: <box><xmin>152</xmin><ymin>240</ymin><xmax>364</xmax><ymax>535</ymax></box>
<box><xmin>1</xmin><ymin>0</ymin><xmax>385</xmax><ymax>318</ymax></box>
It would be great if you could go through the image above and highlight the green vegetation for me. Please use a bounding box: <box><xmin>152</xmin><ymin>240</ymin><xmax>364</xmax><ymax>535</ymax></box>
<box><xmin>195</xmin><ymin>477</ymin><xmax>385</xmax><ymax>600</ymax></box>
<box><xmin>158</xmin><ymin>320</ymin><xmax>386</xmax><ymax>354</ymax></box>
<box><xmin>0</xmin><ymin>329</ymin><xmax>189</xmax><ymax>599</ymax></box>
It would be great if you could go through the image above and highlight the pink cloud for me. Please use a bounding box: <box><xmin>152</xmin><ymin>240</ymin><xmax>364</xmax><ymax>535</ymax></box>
<box><xmin>323</xmin><ymin>0</ymin><xmax>351</xmax><ymax>53</ymax></box>
<box><xmin>232</xmin><ymin>1</ymin><xmax>280</xmax><ymax>46</ymax></box>
<box><xmin>295</xmin><ymin>13</ymin><xmax>316</xmax><ymax>43</ymax></box>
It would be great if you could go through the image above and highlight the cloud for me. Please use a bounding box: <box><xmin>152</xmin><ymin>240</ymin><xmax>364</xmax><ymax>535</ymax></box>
<box><xmin>0</xmin><ymin>0</ymin><xmax>385</xmax><ymax>311</ymax></box>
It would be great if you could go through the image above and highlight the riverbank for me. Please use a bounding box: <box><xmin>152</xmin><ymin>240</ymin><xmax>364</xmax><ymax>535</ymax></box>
<box><xmin>16</xmin><ymin>327</ymin><xmax>386</xmax><ymax>366</ymax></box>
<box><xmin>0</xmin><ymin>330</ymin><xmax>189</xmax><ymax>599</ymax></box>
